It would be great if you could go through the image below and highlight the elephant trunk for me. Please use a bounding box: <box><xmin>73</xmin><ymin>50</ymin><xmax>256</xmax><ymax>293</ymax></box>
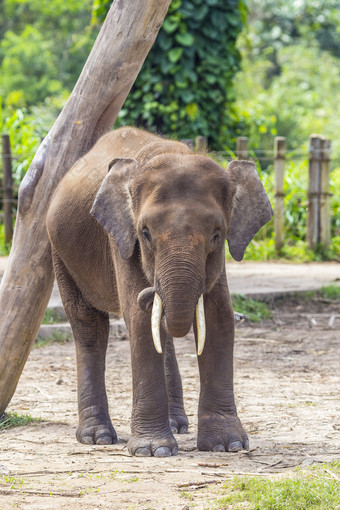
<box><xmin>156</xmin><ymin>254</ymin><xmax>206</xmax><ymax>352</ymax></box>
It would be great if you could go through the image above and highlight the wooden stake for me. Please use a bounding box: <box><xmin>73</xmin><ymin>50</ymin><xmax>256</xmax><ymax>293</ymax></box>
<box><xmin>195</xmin><ymin>136</ymin><xmax>208</xmax><ymax>152</ymax></box>
<box><xmin>320</xmin><ymin>138</ymin><xmax>331</xmax><ymax>248</ymax></box>
<box><xmin>236</xmin><ymin>137</ymin><xmax>248</xmax><ymax>160</ymax></box>
<box><xmin>307</xmin><ymin>135</ymin><xmax>322</xmax><ymax>250</ymax></box>
<box><xmin>0</xmin><ymin>0</ymin><xmax>171</xmax><ymax>415</ymax></box>
<box><xmin>274</xmin><ymin>137</ymin><xmax>286</xmax><ymax>251</ymax></box>
<box><xmin>1</xmin><ymin>135</ymin><xmax>13</xmax><ymax>244</ymax></box>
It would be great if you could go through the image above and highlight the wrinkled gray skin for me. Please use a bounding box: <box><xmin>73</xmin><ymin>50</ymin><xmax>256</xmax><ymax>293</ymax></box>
<box><xmin>46</xmin><ymin>127</ymin><xmax>273</xmax><ymax>457</ymax></box>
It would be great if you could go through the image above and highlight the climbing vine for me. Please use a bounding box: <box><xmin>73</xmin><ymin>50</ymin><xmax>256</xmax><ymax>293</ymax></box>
<box><xmin>93</xmin><ymin>0</ymin><xmax>247</xmax><ymax>149</ymax></box>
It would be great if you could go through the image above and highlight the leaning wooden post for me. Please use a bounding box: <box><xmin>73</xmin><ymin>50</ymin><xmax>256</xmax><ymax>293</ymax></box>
<box><xmin>0</xmin><ymin>0</ymin><xmax>171</xmax><ymax>416</ymax></box>
<box><xmin>320</xmin><ymin>138</ymin><xmax>332</xmax><ymax>248</ymax></box>
<box><xmin>236</xmin><ymin>137</ymin><xmax>248</xmax><ymax>159</ymax></box>
<box><xmin>1</xmin><ymin>135</ymin><xmax>13</xmax><ymax>244</ymax></box>
<box><xmin>274</xmin><ymin>137</ymin><xmax>286</xmax><ymax>252</ymax></box>
<box><xmin>307</xmin><ymin>135</ymin><xmax>322</xmax><ymax>250</ymax></box>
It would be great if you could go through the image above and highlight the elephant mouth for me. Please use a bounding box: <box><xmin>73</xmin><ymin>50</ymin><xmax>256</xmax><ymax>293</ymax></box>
<box><xmin>137</xmin><ymin>287</ymin><xmax>206</xmax><ymax>356</ymax></box>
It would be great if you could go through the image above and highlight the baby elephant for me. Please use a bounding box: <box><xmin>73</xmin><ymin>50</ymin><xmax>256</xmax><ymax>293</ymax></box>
<box><xmin>47</xmin><ymin>127</ymin><xmax>273</xmax><ymax>457</ymax></box>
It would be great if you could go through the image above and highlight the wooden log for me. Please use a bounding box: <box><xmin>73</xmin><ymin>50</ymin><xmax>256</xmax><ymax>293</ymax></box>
<box><xmin>195</xmin><ymin>136</ymin><xmax>208</xmax><ymax>152</ymax></box>
<box><xmin>307</xmin><ymin>135</ymin><xmax>322</xmax><ymax>250</ymax></box>
<box><xmin>320</xmin><ymin>138</ymin><xmax>331</xmax><ymax>248</ymax></box>
<box><xmin>0</xmin><ymin>0</ymin><xmax>171</xmax><ymax>415</ymax></box>
<box><xmin>1</xmin><ymin>135</ymin><xmax>13</xmax><ymax>244</ymax></box>
<box><xmin>274</xmin><ymin>137</ymin><xmax>286</xmax><ymax>252</ymax></box>
<box><xmin>236</xmin><ymin>137</ymin><xmax>248</xmax><ymax>160</ymax></box>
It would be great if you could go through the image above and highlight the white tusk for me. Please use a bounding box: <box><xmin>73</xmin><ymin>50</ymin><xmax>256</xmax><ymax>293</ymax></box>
<box><xmin>151</xmin><ymin>293</ymin><xmax>163</xmax><ymax>354</ymax></box>
<box><xmin>196</xmin><ymin>294</ymin><xmax>206</xmax><ymax>355</ymax></box>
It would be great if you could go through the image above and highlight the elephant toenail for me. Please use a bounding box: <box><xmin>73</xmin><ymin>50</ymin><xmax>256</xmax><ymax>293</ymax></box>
<box><xmin>179</xmin><ymin>425</ymin><xmax>188</xmax><ymax>434</ymax></box>
<box><xmin>244</xmin><ymin>439</ymin><xmax>250</xmax><ymax>451</ymax></box>
<box><xmin>172</xmin><ymin>446</ymin><xmax>178</xmax><ymax>456</ymax></box>
<box><xmin>171</xmin><ymin>426</ymin><xmax>178</xmax><ymax>434</ymax></box>
<box><xmin>154</xmin><ymin>446</ymin><xmax>172</xmax><ymax>457</ymax></box>
<box><xmin>228</xmin><ymin>441</ymin><xmax>242</xmax><ymax>452</ymax></box>
<box><xmin>212</xmin><ymin>444</ymin><xmax>225</xmax><ymax>452</ymax></box>
<box><xmin>135</xmin><ymin>447</ymin><xmax>152</xmax><ymax>457</ymax></box>
<box><xmin>82</xmin><ymin>436</ymin><xmax>94</xmax><ymax>445</ymax></box>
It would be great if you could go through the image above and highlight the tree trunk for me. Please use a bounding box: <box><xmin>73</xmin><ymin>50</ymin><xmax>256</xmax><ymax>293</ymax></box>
<box><xmin>0</xmin><ymin>0</ymin><xmax>171</xmax><ymax>415</ymax></box>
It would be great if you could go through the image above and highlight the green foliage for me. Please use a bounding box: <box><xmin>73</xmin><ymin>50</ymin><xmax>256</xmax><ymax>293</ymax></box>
<box><xmin>234</xmin><ymin>0</ymin><xmax>340</xmax><ymax>160</ymax></box>
<box><xmin>0</xmin><ymin>224</ymin><xmax>11</xmax><ymax>255</ymax></box>
<box><xmin>0</xmin><ymin>412</ymin><xmax>41</xmax><ymax>430</ymax></box>
<box><xmin>0</xmin><ymin>0</ymin><xmax>95</xmax><ymax>110</ymax></box>
<box><xmin>320</xmin><ymin>284</ymin><xmax>340</xmax><ymax>301</ymax></box>
<box><xmin>112</xmin><ymin>0</ymin><xmax>246</xmax><ymax>149</ymax></box>
<box><xmin>0</xmin><ymin>101</ymin><xmax>43</xmax><ymax>182</ymax></box>
<box><xmin>0</xmin><ymin>26</ymin><xmax>64</xmax><ymax>108</ymax></box>
<box><xmin>231</xmin><ymin>294</ymin><xmax>272</xmax><ymax>322</ymax></box>
<box><xmin>42</xmin><ymin>309</ymin><xmax>66</xmax><ymax>325</ymax></box>
<box><xmin>214</xmin><ymin>462</ymin><xmax>340</xmax><ymax>510</ymax></box>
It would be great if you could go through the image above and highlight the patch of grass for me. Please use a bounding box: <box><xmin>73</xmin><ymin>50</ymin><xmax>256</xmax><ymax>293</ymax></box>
<box><xmin>0</xmin><ymin>412</ymin><xmax>41</xmax><ymax>430</ymax></box>
<box><xmin>320</xmin><ymin>284</ymin><xmax>340</xmax><ymax>301</ymax></box>
<box><xmin>42</xmin><ymin>308</ymin><xmax>65</xmax><ymax>324</ymax></box>
<box><xmin>209</xmin><ymin>462</ymin><xmax>340</xmax><ymax>510</ymax></box>
<box><xmin>232</xmin><ymin>294</ymin><xmax>272</xmax><ymax>322</ymax></box>
<box><xmin>0</xmin><ymin>474</ymin><xmax>25</xmax><ymax>490</ymax></box>
<box><xmin>34</xmin><ymin>329</ymin><xmax>73</xmax><ymax>348</ymax></box>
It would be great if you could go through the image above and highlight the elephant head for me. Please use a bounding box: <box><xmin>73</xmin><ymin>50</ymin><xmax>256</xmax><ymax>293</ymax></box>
<box><xmin>90</xmin><ymin>149</ymin><xmax>273</xmax><ymax>354</ymax></box>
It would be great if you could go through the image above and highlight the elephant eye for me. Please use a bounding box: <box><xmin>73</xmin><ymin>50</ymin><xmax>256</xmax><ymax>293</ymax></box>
<box><xmin>211</xmin><ymin>231</ymin><xmax>221</xmax><ymax>245</ymax></box>
<box><xmin>142</xmin><ymin>226</ymin><xmax>152</xmax><ymax>242</ymax></box>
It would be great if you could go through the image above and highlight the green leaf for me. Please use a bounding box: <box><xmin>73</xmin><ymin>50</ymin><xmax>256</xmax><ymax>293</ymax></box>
<box><xmin>162</xmin><ymin>16</ymin><xmax>180</xmax><ymax>34</ymax></box>
<box><xmin>175</xmin><ymin>32</ymin><xmax>194</xmax><ymax>46</ymax></box>
<box><xmin>192</xmin><ymin>5</ymin><xmax>209</xmax><ymax>21</ymax></box>
<box><xmin>158</xmin><ymin>32</ymin><xmax>172</xmax><ymax>52</ymax></box>
<box><xmin>167</xmin><ymin>47</ymin><xmax>183</xmax><ymax>64</ymax></box>
<box><xmin>180</xmin><ymin>89</ymin><xmax>195</xmax><ymax>103</ymax></box>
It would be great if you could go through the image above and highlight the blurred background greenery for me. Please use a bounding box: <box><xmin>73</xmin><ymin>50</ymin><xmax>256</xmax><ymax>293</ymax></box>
<box><xmin>0</xmin><ymin>0</ymin><xmax>339</xmax><ymax>260</ymax></box>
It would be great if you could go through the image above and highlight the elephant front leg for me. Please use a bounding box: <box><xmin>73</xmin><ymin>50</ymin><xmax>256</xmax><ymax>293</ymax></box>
<box><xmin>126</xmin><ymin>315</ymin><xmax>178</xmax><ymax>457</ymax></box>
<box><xmin>196</xmin><ymin>277</ymin><xmax>249</xmax><ymax>453</ymax></box>
<box><xmin>164</xmin><ymin>336</ymin><xmax>189</xmax><ymax>434</ymax></box>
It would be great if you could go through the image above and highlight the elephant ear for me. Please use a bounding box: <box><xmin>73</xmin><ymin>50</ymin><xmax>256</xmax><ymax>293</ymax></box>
<box><xmin>90</xmin><ymin>158</ymin><xmax>138</xmax><ymax>260</ymax></box>
<box><xmin>226</xmin><ymin>160</ymin><xmax>273</xmax><ymax>261</ymax></box>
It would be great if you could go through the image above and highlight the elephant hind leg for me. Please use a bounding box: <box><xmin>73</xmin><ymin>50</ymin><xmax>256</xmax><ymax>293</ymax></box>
<box><xmin>52</xmin><ymin>248</ymin><xmax>117</xmax><ymax>445</ymax></box>
<box><xmin>164</xmin><ymin>336</ymin><xmax>189</xmax><ymax>434</ymax></box>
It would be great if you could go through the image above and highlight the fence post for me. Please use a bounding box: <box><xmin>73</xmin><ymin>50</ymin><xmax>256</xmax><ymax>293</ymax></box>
<box><xmin>307</xmin><ymin>135</ymin><xmax>322</xmax><ymax>250</ymax></box>
<box><xmin>320</xmin><ymin>138</ymin><xmax>331</xmax><ymax>248</ymax></box>
<box><xmin>195</xmin><ymin>136</ymin><xmax>208</xmax><ymax>152</ymax></box>
<box><xmin>274</xmin><ymin>137</ymin><xmax>286</xmax><ymax>251</ymax></box>
<box><xmin>236</xmin><ymin>137</ymin><xmax>248</xmax><ymax>159</ymax></box>
<box><xmin>1</xmin><ymin>134</ymin><xmax>13</xmax><ymax>244</ymax></box>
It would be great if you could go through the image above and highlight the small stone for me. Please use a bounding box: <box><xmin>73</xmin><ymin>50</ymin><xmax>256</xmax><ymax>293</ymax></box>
<box><xmin>56</xmin><ymin>378</ymin><xmax>63</xmax><ymax>385</ymax></box>
<box><xmin>0</xmin><ymin>464</ymin><xmax>10</xmax><ymax>475</ymax></box>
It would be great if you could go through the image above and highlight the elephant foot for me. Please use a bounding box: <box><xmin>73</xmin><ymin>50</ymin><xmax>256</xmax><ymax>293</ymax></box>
<box><xmin>128</xmin><ymin>433</ymin><xmax>178</xmax><ymax>457</ymax></box>
<box><xmin>197</xmin><ymin>412</ymin><xmax>249</xmax><ymax>452</ymax></box>
<box><xmin>76</xmin><ymin>411</ymin><xmax>117</xmax><ymax>445</ymax></box>
<box><xmin>169</xmin><ymin>409</ymin><xmax>189</xmax><ymax>434</ymax></box>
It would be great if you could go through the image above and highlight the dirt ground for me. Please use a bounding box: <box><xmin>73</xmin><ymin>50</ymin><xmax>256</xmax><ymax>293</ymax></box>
<box><xmin>1</xmin><ymin>295</ymin><xmax>340</xmax><ymax>509</ymax></box>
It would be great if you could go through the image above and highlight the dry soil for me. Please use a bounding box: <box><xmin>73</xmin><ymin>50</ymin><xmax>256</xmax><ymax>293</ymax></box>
<box><xmin>1</xmin><ymin>294</ymin><xmax>339</xmax><ymax>509</ymax></box>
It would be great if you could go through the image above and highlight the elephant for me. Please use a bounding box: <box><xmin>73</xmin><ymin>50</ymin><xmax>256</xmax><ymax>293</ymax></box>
<box><xmin>46</xmin><ymin>127</ymin><xmax>273</xmax><ymax>457</ymax></box>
